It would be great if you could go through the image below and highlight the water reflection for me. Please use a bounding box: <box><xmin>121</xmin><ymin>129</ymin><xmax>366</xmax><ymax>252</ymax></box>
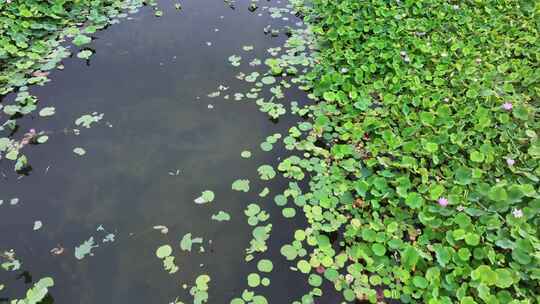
<box><xmin>0</xmin><ymin>0</ymin><xmax>341</xmax><ymax>303</ymax></box>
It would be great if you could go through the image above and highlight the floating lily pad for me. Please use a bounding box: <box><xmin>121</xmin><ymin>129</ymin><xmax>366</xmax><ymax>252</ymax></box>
<box><xmin>73</xmin><ymin>34</ymin><xmax>92</xmax><ymax>46</ymax></box>
<box><xmin>75</xmin><ymin>237</ymin><xmax>98</xmax><ymax>260</ymax></box>
<box><xmin>247</xmin><ymin>273</ymin><xmax>260</xmax><ymax>287</ymax></box>
<box><xmin>282</xmin><ymin>207</ymin><xmax>296</xmax><ymax>218</ymax></box>
<box><xmin>257</xmin><ymin>259</ymin><xmax>273</xmax><ymax>272</ymax></box>
<box><xmin>232</xmin><ymin>179</ymin><xmax>250</xmax><ymax>192</ymax></box>
<box><xmin>241</xmin><ymin>150</ymin><xmax>252</xmax><ymax>158</ymax></box>
<box><xmin>77</xmin><ymin>50</ymin><xmax>93</xmax><ymax>59</ymax></box>
<box><xmin>180</xmin><ymin>233</ymin><xmax>203</xmax><ymax>252</ymax></box>
<box><xmin>228</xmin><ymin>55</ymin><xmax>242</xmax><ymax>67</ymax></box>
<box><xmin>259</xmin><ymin>187</ymin><xmax>269</xmax><ymax>197</ymax></box>
<box><xmin>75</xmin><ymin>112</ymin><xmax>103</xmax><ymax>128</ymax></box>
<box><xmin>257</xmin><ymin>164</ymin><xmax>276</xmax><ymax>180</ymax></box>
<box><xmin>195</xmin><ymin>190</ymin><xmax>215</xmax><ymax>204</ymax></box>
<box><xmin>73</xmin><ymin>147</ymin><xmax>86</xmax><ymax>156</ymax></box>
<box><xmin>156</xmin><ymin>245</ymin><xmax>173</xmax><ymax>258</ymax></box>
<box><xmin>261</xmin><ymin>76</ymin><xmax>276</xmax><ymax>85</ymax></box>
<box><xmin>39</xmin><ymin>107</ymin><xmax>55</xmax><ymax>117</ymax></box>
<box><xmin>211</xmin><ymin>211</ymin><xmax>231</xmax><ymax>222</ymax></box>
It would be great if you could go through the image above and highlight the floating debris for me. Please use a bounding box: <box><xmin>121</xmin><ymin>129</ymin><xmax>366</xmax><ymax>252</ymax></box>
<box><xmin>50</xmin><ymin>245</ymin><xmax>64</xmax><ymax>256</ymax></box>
<box><xmin>33</xmin><ymin>221</ymin><xmax>42</xmax><ymax>231</ymax></box>
<box><xmin>169</xmin><ymin>169</ymin><xmax>181</xmax><ymax>176</ymax></box>
<box><xmin>153</xmin><ymin>225</ymin><xmax>169</xmax><ymax>234</ymax></box>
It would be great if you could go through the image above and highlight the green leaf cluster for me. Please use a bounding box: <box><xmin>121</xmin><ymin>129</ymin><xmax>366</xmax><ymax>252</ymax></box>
<box><xmin>275</xmin><ymin>0</ymin><xmax>540</xmax><ymax>302</ymax></box>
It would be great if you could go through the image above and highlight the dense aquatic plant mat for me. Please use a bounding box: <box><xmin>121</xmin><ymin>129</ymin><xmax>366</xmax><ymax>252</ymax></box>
<box><xmin>286</xmin><ymin>0</ymin><xmax>540</xmax><ymax>302</ymax></box>
<box><xmin>0</xmin><ymin>0</ymin><xmax>147</xmax><ymax>169</ymax></box>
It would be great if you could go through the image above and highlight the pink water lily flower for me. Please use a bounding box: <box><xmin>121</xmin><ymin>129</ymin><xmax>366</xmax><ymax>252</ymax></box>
<box><xmin>502</xmin><ymin>102</ymin><xmax>513</xmax><ymax>111</ymax></box>
<box><xmin>512</xmin><ymin>208</ymin><xmax>523</xmax><ymax>218</ymax></box>
<box><xmin>506</xmin><ymin>158</ymin><xmax>515</xmax><ymax>166</ymax></box>
<box><xmin>438</xmin><ymin>197</ymin><xmax>449</xmax><ymax>207</ymax></box>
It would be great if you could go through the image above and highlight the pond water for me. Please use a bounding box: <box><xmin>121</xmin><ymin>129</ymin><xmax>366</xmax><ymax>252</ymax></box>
<box><xmin>0</xmin><ymin>0</ymin><xmax>341</xmax><ymax>303</ymax></box>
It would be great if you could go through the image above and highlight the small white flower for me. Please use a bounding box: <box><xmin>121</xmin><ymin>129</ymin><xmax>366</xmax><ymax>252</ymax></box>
<box><xmin>512</xmin><ymin>208</ymin><xmax>523</xmax><ymax>218</ymax></box>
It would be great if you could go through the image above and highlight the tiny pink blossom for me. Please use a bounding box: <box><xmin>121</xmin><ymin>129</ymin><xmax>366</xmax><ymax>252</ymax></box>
<box><xmin>316</xmin><ymin>266</ymin><xmax>325</xmax><ymax>274</ymax></box>
<box><xmin>502</xmin><ymin>102</ymin><xmax>513</xmax><ymax>111</ymax></box>
<box><xmin>20</xmin><ymin>138</ymin><xmax>30</xmax><ymax>146</ymax></box>
<box><xmin>438</xmin><ymin>197</ymin><xmax>449</xmax><ymax>207</ymax></box>
<box><xmin>512</xmin><ymin>208</ymin><xmax>523</xmax><ymax>218</ymax></box>
<box><xmin>506</xmin><ymin>158</ymin><xmax>515</xmax><ymax>166</ymax></box>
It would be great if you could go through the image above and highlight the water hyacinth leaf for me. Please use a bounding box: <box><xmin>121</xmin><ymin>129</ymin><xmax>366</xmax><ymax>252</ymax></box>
<box><xmin>371</xmin><ymin>243</ymin><xmax>386</xmax><ymax>256</ymax></box>
<box><xmin>232</xmin><ymin>179</ymin><xmax>250</xmax><ymax>192</ymax></box>
<box><xmin>405</xmin><ymin>192</ymin><xmax>424</xmax><ymax>209</ymax></box>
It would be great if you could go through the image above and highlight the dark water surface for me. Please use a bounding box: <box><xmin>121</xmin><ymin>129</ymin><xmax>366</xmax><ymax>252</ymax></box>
<box><xmin>1</xmin><ymin>0</ymin><xmax>342</xmax><ymax>303</ymax></box>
